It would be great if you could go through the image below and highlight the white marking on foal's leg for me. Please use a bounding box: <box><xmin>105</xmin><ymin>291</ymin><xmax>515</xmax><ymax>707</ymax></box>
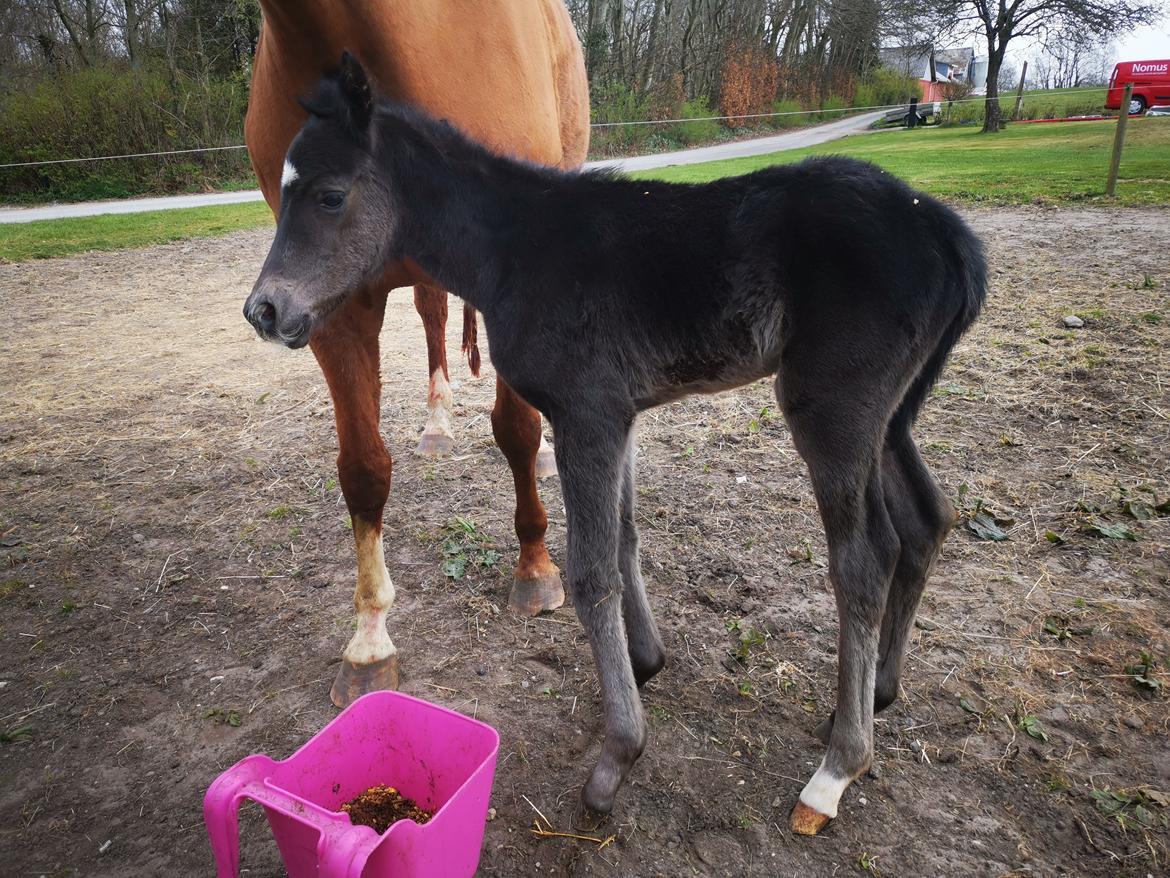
<box><xmin>342</xmin><ymin>518</ymin><xmax>396</xmax><ymax>665</ymax></box>
<box><xmin>420</xmin><ymin>368</ymin><xmax>454</xmax><ymax>443</ymax></box>
<box><xmin>281</xmin><ymin>159</ymin><xmax>298</xmax><ymax>189</ymax></box>
<box><xmin>798</xmin><ymin>758</ymin><xmax>852</xmax><ymax>819</ymax></box>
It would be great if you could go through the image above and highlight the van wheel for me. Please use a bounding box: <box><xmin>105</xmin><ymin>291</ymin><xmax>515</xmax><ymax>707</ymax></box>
<box><xmin>1129</xmin><ymin>95</ymin><xmax>1147</xmax><ymax>116</ymax></box>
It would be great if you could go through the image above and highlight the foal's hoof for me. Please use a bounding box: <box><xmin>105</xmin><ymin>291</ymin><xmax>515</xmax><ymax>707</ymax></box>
<box><xmin>329</xmin><ymin>654</ymin><xmax>399</xmax><ymax>708</ymax></box>
<box><xmin>790</xmin><ymin>801</ymin><xmax>832</xmax><ymax>836</ymax></box>
<box><xmin>535</xmin><ymin>444</ymin><xmax>557</xmax><ymax>479</ymax></box>
<box><xmin>632</xmin><ymin>650</ymin><xmax>667</xmax><ymax>688</ymax></box>
<box><xmin>571</xmin><ymin>798</ymin><xmax>611</xmax><ymax>834</ymax></box>
<box><xmin>812</xmin><ymin>714</ymin><xmax>834</xmax><ymax>745</ymax></box>
<box><xmin>508</xmin><ymin>572</ymin><xmax>565</xmax><ymax>617</ymax></box>
<box><xmin>415</xmin><ymin>432</ymin><xmax>453</xmax><ymax>457</ymax></box>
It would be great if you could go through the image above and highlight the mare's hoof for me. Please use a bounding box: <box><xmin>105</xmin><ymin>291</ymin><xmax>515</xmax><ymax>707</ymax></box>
<box><xmin>535</xmin><ymin>445</ymin><xmax>557</xmax><ymax>479</ymax></box>
<box><xmin>508</xmin><ymin>572</ymin><xmax>565</xmax><ymax>617</ymax></box>
<box><xmin>329</xmin><ymin>654</ymin><xmax>399</xmax><ymax>708</ymax></box>
<box><xmin>790</xmin><ymin>800</ymin><xmax>832</xmax><ymax>836</ymax></box>
<box><xmin>415</xmin><ymin>432</ymin><xmax>453</xmax><ymax>457</ymax></box>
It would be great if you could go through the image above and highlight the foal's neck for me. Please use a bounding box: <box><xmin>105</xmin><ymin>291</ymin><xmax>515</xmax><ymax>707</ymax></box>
<box><xmin>384</xmin><ymin>117</ymin><xmax>548</xmax><ymax>313</ymax></box>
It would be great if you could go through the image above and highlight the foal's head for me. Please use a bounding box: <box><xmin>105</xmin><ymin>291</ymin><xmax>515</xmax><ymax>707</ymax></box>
<box><xmin>244</xmin><ymin>53</ymin><xmax>404</xmax><ymax>348</ymax></box>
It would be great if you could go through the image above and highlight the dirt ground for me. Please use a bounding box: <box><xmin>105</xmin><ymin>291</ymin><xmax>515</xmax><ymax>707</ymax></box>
<box><xmin>1</xmin><ymin>206</ymin><xmax>1168</xmax><ymax>878</ymax></box>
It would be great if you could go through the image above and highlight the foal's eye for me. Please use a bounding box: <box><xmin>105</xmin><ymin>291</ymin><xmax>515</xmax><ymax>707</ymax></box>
<box><xmin>320</xmin><ymin>191</ymin><xmax>345</xmax><ymax>211</ymax></box>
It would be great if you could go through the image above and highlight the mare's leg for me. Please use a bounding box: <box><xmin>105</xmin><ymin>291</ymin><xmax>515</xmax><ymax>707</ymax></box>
<box><xmin>776</xmin><ymin>374</ymin><xmax>901</xmax><ymax>836</ymax></box>
<box><xmin>414</xmin><ymin>284</ymin><xmax>455</xmax><ymax>456</ymax></box>
<box><xmin>811</xmin><ymin>426</ymin><xmax>956</xmax><ymax>742</ymax></box>
<box><xmin>618</xmin><ymin>440</ymin><xmax>666</xmax><ymax>686</ymax></box>
<box><xmin>491</xmin><ymin>380</ymin><xmax>564</xmax><ymax>615</ymax></box>
<box><xmin>553</xmin><ymin>415</ymin><xmax>647</xmax><ymax>817</ymax></box>
<box><xmin>310</xmin><ymin>288</ymin><xmax>399</xmax><ymax>707</ymax></box>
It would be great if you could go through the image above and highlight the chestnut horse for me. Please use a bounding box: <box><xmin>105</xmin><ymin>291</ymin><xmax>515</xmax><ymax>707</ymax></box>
<box><xmin>244</xmin><ymin>2</ymin><xmax>589</xmax><ymax>705</ymax></box>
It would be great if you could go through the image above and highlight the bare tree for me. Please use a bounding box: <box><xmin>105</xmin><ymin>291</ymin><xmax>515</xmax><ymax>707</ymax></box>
<box><xmin>1034</xmin><ymin>27</ymin><xmax>1116</xmax><ymax>87</ymax></box>
<box><xmin>940</xmin><ymin>0</ymin><xmax>1157</xmax><ymax>132</ymax></box>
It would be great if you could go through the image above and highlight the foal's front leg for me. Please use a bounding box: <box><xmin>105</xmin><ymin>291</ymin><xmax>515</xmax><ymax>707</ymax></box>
<box><xmin>553</xmin><ymin>417</ymin><xmax>647</xmax><ymax>816</ymax></box>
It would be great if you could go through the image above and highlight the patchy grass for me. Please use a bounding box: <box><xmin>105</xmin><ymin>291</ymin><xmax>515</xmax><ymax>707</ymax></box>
<box><xmin>642</xmin><ymin>118</ymin><xmax>1170</xmax><ymax>204</ymax></box>
<box><xmin>0</xmin><ymin>200</ymin><xmax>272</xmax><ymax>262</ymax></box>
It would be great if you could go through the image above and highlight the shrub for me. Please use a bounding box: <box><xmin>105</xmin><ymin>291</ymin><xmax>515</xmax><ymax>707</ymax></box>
<box><xmin>766</xmin><ymin>99</ymin><xmax>806</xmax><ymax>129</ymax></box>
<box><xmin>589</xmin><ymin>83</ymin><xmax>657</xmax><ymax>157</ymax></box>
<box><xmin>671</xmin><ymin>97</ymin><xmax>720</xmax><ymax>145</ymax></box>
<box><xmin>819</xmin><ymin>96</ymin><xmax>848</xmax><ymax>121</ymax></box>
<box><xmin>0</xmin><ymin>64</ymin><xmax>254</xmax><ymax>203</ymax></box>
<box><xmin>854</xmin><ymin>67</ymin><xmax>922</xmax><ymax>109</ymax></box>
<box><xmin>721</xmin><ymin>47</ymin><xmax>779</xmax><ymax>128</ymax></box>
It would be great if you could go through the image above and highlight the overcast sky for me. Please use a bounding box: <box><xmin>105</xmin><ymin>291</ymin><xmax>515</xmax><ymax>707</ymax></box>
<box><xmin>1115</xmin><ymin>18</ymin><xmax>1170</xmax><ymax>61</ymax></box>
<box><xmin>947</xmin><ymin>4</ymin><xmax>1169</xmax><ymax>71</ymax></box>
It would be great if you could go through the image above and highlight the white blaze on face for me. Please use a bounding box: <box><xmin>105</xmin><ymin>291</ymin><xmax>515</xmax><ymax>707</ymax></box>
<box><xmin>281</xmin><ymin>159</ymin><xmax>299</xmax><ymax>190</ymax></box>
<box><xmin>798</xmin><ymin>759</ymin><xmax>852</xmax><ymax>818</ymax></box>
<box><xmin>341</xmin><ymin>518</ymin><xmax>396</xmax><ymax>665</ymax></box>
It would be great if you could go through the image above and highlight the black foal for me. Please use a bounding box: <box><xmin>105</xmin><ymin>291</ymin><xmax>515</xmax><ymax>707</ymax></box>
<box><xmin>244</xmin><ymin>54</ymin><xmax>987</xmax><ymax>835</ymax></box>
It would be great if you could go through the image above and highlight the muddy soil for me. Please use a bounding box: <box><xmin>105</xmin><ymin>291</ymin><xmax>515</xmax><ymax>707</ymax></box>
<box><xmin>0</xmin><ymin>206</ymin><xmax>1167</xmax><ymax>877</ymax></box>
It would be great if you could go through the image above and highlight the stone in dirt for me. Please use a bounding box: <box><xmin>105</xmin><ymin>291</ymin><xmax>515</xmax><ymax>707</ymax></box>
<box><xmin>1063</xmin><ymin>315</ymin><xmax>1085</xmax><ymax>328</ymax></box>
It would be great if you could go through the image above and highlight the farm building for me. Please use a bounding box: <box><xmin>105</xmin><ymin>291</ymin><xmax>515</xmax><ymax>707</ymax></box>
<box><xmin>879</xmin><ymin>46</ymin><xmax>987</xmax><ymax>99</ymax></box>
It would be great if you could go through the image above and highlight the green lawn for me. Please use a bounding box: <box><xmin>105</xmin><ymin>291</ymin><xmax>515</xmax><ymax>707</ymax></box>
<box><xmin>0</xmin><ymin>200</ymin><xmax>273</xmax><ymax>262</ymax></box>
<box><xmin>1</xmin><ymin>118</ymin><xmax>1167</xmax><ymax>263</ymax></box>
<box><xmin>643</xmin><ymin>117</ymin><xmax>1170</xmax><ymax>204</ymax></box>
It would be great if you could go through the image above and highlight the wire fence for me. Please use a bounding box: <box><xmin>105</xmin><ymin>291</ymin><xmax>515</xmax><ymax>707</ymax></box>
<box><xmin>0</xmin><ymin>87</ymin><xmax>1114</xmax><ymax>170</ymax></box>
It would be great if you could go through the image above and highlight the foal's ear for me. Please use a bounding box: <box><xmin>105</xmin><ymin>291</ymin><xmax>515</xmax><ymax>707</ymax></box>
<box><xmin>301</xmin><ymin>51</ymin><xmax>375</xmax><ymax>141</ymax></box>
<box><xmin>337</xmin><ymin>51</ymin><xmax>374</xmax><ymax>134</ymax></box>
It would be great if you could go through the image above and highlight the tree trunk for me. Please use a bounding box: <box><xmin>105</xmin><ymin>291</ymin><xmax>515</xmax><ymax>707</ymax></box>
<box><xmin>638</xmin><ymin>0</ymin><xmax>665</xmax><ymax>94</ymax></box>
<box><xmin>123</xmin><ymin>0</ymin><xmax>139</xmax><ymax>68</ymax></box>
<box><xmin>982</xmin><ymin>41</ymin><xmax>1004</xmax><ymax>133</ymax></box>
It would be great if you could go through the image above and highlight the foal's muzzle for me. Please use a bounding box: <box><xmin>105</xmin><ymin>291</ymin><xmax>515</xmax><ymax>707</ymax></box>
<box><xmin>243</xmin><ymin>282</ymin><xmax>313</xmax><ymax>349</ymax></box>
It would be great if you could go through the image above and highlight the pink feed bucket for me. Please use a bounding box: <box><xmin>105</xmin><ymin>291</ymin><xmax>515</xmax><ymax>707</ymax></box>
<box><xmin>203</xmin><ymin>690</ymin><xmax>500</xmax><ymax>877</ymax></box>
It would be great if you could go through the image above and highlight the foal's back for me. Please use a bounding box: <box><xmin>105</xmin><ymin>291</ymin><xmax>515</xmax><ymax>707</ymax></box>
<box><xmin>516</xmin><ymin>156</ymin><xmax>980</xmax><ymax>413</ymax></box>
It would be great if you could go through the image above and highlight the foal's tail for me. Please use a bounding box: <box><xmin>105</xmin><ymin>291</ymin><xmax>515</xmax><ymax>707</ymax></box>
<box><xmin>889</xmin><ymin>216</ymin><xmax>988</xmax><ymax>437</ymax></box>
<box><xmin>462</xmin><ymin>302</ymin><xmax>481</xmax><ymax>377</ymax></box>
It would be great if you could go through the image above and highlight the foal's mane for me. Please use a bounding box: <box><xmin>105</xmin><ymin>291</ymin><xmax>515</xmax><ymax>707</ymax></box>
<box><xmin>301</xmin><ymin>63</ymin><xmax>614</xmax><ymax>193</ymax></box>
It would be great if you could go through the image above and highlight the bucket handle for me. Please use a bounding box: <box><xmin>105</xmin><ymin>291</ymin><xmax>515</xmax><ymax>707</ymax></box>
<box><xmin>204</xmin><ymin>754</ymin><xmax>380</xmax><ymax>878</ymax></box>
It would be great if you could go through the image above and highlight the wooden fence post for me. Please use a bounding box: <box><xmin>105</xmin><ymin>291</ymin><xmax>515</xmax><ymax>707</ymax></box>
<box><xmin>1106</xmin><ymin>83</ymin><xmax>1134</xmax><ymax>198</ymax></box>
<box><xmin>1012</xmin><ymin>61</ymin><xmax>1028</xmax><ymax>120</ymax></box>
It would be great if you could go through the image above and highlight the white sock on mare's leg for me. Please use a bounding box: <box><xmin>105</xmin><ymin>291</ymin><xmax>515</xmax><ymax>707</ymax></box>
<box><xmin>342</xmin><ymin>518</ymin><xmax>397</xmax><ymax>665</ymax></box>
<box><xmin>419</xmin><ymin>367</ymin><xmax>454</xmax><ymax>449</ymax></box>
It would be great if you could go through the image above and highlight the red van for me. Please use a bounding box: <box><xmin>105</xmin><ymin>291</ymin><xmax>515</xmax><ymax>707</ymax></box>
<box><xmin>1106</xmin><ymin>59</ymin><xmax>1170</xmax><ymax>115</ymax></box>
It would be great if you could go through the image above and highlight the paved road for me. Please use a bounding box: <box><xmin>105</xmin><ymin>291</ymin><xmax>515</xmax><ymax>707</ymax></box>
<box><xmin>0</xmin><ymin>110</ymin><xmax>886</xmax><ymax>224</ymax></box>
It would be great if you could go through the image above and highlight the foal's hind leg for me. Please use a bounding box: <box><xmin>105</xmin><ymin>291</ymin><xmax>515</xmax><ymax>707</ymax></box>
<box><xmin>778</xmin><ymin>386</ymin><xmax>900</xmax><ymax>835</ymax></box>
<box><xmin>811</xmin><ymin>427</ymin><xmax>955</xmax><ymax>743</ymax></box>
<box><xmin>553</xmin><ymin>415</ymin><xmax>647</xmax><ymax>817</ymax></box>
<box><xmin>618</xmin><ymin>440</ymin><xmax>666</xmax><ymax>686</ymax></box>
<box><xmin>873</xmin><ymin>428</ymin><xmax>955</xmax><ymax>711</ymax></box>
